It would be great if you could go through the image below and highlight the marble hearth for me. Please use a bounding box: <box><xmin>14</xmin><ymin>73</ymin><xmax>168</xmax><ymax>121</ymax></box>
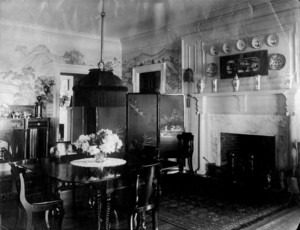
<box><xmin>188</xmin><ymin>89</ymin><xmax>300</xmax><ymax>175</ymax></box>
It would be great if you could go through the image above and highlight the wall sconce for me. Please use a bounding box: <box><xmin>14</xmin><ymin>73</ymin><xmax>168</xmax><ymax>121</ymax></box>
<box><xmin>184</xmin><ymin>68</ymin><xmax>194</xmax><ymax>83</ymax></box>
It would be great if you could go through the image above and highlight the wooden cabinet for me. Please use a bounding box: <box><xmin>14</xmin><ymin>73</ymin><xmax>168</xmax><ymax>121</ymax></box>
<box><xmin>0</xmin><ymin>118</ymin><xmax>50</xmax><ymax>161</ymax></box>
<box><xmin>24</xmin><ymin>118</ymin><xmax>50</xmax><ymax>159</ymax></box>
<box><xmin>0</xmin><ymin>118</ymin><xmax>49</xmax><ymax>200</ymax></box>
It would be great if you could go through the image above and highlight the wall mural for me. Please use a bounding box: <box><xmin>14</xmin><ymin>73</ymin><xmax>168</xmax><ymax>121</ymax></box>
<box><xmin>122</xmin><ymin>48</ymin><xmax>181</xmax><ymax>94</ymax></box>
<box><xmin>0</xmin><ymin>44</ymin><xmax>57</xmax><ymax>111</ymax></box>
<box><xmin>0</xmin><ymin>42</ymin><xmax>121</xmax><ymax>116</ymax></box>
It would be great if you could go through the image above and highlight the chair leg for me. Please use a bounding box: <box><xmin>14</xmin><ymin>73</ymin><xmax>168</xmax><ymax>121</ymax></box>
<box><xmin>152</xmin><ymin>209</ymin><xmax>158</xmax><ymax>230</ymax></box>
<box><xmin>129</xmin><ymin>213</ymin><xmax>135</xmax><ymax>230</ymax></box>
<box><xmin>129</xmin><ymin>212</ymin><xmax>140</xmax><ymax>230</ymax></box>
<box><xmin>13</xmin><ymin>207</ymin><xmax>23</xmax><ymax>230</ymax></box>
<box><xmin>111</xmin><ymin>210</ymin><xmax>119</xmax><ymax>229</ymax></box>
<box><xmin>45</xmin><ymin>210</ymin><xmax>50</xmax><ymax>228</ymax></box>
<box><xmin>25</xmin><ymin>210</ymin><xmax>33</xmax><ymax>230</ymax></box>
<box><xmin>45</xmin><ymin>206</ymin><xmax>64</xmax><ymax>230</ymax></box>
<box><xmin>178</xmin><ymin>157</ymin><xmax>184</xmax><ymax>173</ymax></box>
<box><xmin>58</xmin><ymin>206</ymin><xmax>65</xmax><ymax>230</ymax></box>
<box><xmin>141</xmin><ymin>211</ymin><xmax>146</xmax><ymax>230</ymax></box>
<box><xmin>188</xmin><ymin>157</ymin><xmax>194</xmax><ymax>174</ymax></box>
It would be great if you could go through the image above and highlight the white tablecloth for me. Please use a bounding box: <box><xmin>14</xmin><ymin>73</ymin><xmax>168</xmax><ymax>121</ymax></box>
<box><xmin>70</xmin><ymin>158</ymin><xmax>126</xmax><ymax>168</ymax></box>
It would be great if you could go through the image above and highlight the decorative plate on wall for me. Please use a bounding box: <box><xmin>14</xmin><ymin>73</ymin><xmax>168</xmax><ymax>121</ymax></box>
<box><xmin>223</xmin><ymin>43</ymin><xmax>232</xmax><ymax>54</ymax></box>
<box><xmin>236</xmin><ymin>39</ymin><xmax>247</xmax><ymax>51</ymax></box>
<box><xmin>205</xmin><ymin>63</ymin><xmax>218</xmax><ymax>77</ymax></box>
<box><xmin>269</xmin><ymin>53</ymin><xmax>285</xmax><ymax>70</ymax></box>
<box><xmin>251</xmin><ymin>36</ymin><xmax>263</xmax><ymax>49</ymax></box>
<box><xmin>210</xmin><ymin>46</ymin><xmax>219</xmax><ymax>56</ymax></box>
<box><xmin>267</xmin><ymin>34</ymin><xmax>279</xmax><ymax>47</ymax></box>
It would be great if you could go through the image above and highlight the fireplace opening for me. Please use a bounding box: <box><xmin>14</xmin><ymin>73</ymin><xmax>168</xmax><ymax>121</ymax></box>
<box><xmin>221</xmin><ymin>133</ymin><xmax>276</xmax><ymax>187</ymax></box>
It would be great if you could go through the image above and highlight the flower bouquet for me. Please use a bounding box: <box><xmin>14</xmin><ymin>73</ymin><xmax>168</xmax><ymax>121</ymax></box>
<box><xmin>73</xmin><ymin>129</ymin><xmax>123</xmax><ymax>162</ymax></box>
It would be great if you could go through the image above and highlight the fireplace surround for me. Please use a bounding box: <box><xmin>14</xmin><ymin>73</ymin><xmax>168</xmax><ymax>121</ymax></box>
<box><xmin>188</xmin><ymin>89</ymin><xmax>300</xmax><ymax>177</ymax></box>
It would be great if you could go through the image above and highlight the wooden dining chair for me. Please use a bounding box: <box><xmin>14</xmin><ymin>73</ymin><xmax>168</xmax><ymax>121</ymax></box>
<box><xmin>9</xmin><ymin>162</ymin><xmax>64</xmax><ymax>230</ymax></box>
<box><xmin>177</xmin><ymin>132</ymin><xmax>194</xmax><ymax>174</ymax></box>
<box><xmin>112</xmin><ymin>162</ymin><xmax>161</xmax><ymax>230</ymax></box>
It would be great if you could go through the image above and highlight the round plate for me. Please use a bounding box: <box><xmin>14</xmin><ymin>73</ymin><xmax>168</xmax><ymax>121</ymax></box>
<box><xmin>210</xmin><ymin>46</ymin><xmax>219</xmax><ymax>56</ymax></box>
<box><xmin>269</xmin><ymin>53</ymin><xmax>286</xmax><ymax>70</ymax></box>
<box><xmin>223</xmin><ymin>43</ymin><xmax>232</xmax><ymax>54</ymax></box>
<box><xmin>267</xmin><ymin>34</ymin><xmax>279</xmax><ymax>47</ymax></box>
<box><xmin>251</xmin><ymin>36</ymin><xmax>262</xmax><ymax>49</ymax></box>
<box><xmin>205</xmin><ymin>63</ymin><xmax>218</xmax><ymax>77</ymax></box>
<box><xmin>236</xmin><ymin>39</ymin><xmax>247</xmax><ymax>51</ymax></box>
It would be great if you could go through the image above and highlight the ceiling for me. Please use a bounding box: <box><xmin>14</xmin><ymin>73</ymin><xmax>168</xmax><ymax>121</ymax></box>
<box><xmin>0</xmin><ymin>0</ymin><xmax>243</xmax><ymax>39</ymax></box>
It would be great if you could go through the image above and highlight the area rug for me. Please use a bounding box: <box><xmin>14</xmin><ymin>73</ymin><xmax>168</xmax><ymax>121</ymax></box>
<box><xmin>154</xmin><ymin>175</ymin><xmax>289</xmax><ymax>230</ymax></box>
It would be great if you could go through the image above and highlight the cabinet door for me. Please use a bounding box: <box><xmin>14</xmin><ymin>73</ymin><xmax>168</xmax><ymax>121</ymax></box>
<box><xmin>24</xmin><ymin>118</ymin><xmax>49</xmax><ymax>159</ymax></box>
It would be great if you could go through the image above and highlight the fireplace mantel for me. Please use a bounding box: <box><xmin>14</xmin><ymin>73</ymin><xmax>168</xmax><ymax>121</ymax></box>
<box><xmin>189</xmin><ymin>88</ymin><xmax>299</xmax><ymax>116</ymax></box>
<box><xmin>188</xmin><ymin>88</ymin><xmax>300</xmax><ymax>175</ymax></box>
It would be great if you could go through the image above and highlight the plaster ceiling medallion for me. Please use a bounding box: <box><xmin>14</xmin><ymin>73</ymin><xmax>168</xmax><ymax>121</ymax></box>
<box><xmin>267</xmin><ymin>34</ymin><xmax>279</xmax><ymax>47</ymax></box>
<box><xmin>251</xmin><ymin>36</ymin><xmax>263</xmax><ymax>49</ymax></box>
<box><xmin>236</xmin><ymin>39</ymin><xmax>247</xmax><ymax>51</ymax></box>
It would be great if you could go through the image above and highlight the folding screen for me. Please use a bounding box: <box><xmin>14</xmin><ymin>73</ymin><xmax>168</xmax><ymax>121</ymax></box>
<box><xmin>126</xmin><ymin>93</ymin><xmax>184</xmax><ymax>159</ymax></box>
<box><xmin>126</xmin><ymin>93</ymin><xmax>159</xmax><ymax>157</ymax></box>
<box><xmin>160</xmin><ymin>94</ymin><xmax>184</xmax><ymax>158</ymax></box>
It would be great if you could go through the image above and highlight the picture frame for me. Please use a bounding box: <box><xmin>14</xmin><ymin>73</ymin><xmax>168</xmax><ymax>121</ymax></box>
<box><xmin>220</xmin><ymin>50</ymin><xmax>268</xmax><ymax>79</ymax></box>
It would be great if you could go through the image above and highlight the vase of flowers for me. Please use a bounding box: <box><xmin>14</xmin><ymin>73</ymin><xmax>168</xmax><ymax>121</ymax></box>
<box><xmin>73</xmin><ymin>129</ymin><xmax>123</xmax><ymax>163</ymax></box>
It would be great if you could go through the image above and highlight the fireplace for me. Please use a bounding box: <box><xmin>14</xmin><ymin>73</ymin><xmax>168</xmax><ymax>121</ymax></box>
<box><xmin>220</xmin><ymin>133</ymin><xmax>276</xmax><ymax>186</ymax></box>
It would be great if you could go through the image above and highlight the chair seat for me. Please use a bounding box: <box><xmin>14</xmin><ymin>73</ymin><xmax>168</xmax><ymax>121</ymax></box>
<box><xmin>160</xmin><ymin>160</ymin><xmax>180</xmax><ymax>174</ymax></box>
<box><xmin>32</xmin><ymin>199</ymin><xmax>63</xmax><ymax>213</ymax></box>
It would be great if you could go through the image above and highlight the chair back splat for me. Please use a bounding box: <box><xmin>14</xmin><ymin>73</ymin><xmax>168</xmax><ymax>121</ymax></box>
<box><xmin>130</xmin><ymin>162</ymin><xmax>161</xmax><ymax>230</ymax></box>
<box><xmin>112</xmin><ymin>162</ymin><xmax>161</xmax><ymax>230</ymax></box>
<box><xmin>9</xmin><ymin>162</ymin><xmax>64</xmax><ymax>230</ymax></box>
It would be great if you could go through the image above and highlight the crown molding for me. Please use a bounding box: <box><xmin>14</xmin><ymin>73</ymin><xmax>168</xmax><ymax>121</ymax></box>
<box><xmin>121</xmin><ymin>0</ymin><xmax>299</xmax><ymax>50</ymax></box>
<box><xmin>0</xmin><ymin>19</ymin><xmax>120</xmax><ymax>43</ymax></box>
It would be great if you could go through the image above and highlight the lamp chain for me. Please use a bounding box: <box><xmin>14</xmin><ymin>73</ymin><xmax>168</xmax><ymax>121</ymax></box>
<box><xmin>98</xmin><ymin>0</ymin><xmax>106</xmax><ymax>71</ymax></box>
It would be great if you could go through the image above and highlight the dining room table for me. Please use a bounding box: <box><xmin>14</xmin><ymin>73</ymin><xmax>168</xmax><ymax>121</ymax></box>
<box><xmin>17</xmin><ymin>156</ymin><xmax>127</xmax><ymax>230</ymax></box>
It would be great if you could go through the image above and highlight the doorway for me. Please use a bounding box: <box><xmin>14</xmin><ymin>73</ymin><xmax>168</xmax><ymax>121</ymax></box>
<box><xmin>59</xmin><ymin>73</ymin><xmax>85</xmax><ymax>141</ymax></box>
<box><xmin>132</xmin><ymin>63</ymin><xmax>166</xmax><ymax>94</ymax></box>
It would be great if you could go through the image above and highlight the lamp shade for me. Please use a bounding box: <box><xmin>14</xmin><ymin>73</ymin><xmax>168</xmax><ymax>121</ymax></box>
<box><xmin>73</xmin><ymin>68</ymin><xmax>128</xmax><ymax>107</ymax></box>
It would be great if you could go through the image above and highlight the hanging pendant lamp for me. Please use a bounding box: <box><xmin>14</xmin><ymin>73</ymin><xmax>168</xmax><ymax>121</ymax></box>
<box><xmin>73</xmin><ymin>0</ymin><xmax>127</xmax><ymax>107</ymax></box>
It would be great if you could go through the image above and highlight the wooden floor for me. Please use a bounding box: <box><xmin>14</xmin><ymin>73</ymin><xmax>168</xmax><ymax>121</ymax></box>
<box><xmin>244</xmin><ymin>206</ymin><xmax>300</xmax><ymax>230</ymax></box>
<box><xmin>1</xmin><ymin>173</ymin><xmax>300</xmax><ymax>230</ymax></box>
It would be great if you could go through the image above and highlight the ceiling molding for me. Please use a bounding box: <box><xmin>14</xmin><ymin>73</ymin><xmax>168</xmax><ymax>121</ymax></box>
<box><xmin>0</xmin><ymin>19</ymin><xmax>120</xmax><ymax>43</ymax></box>
<box><xmin>122</xmin><ymin>0</ymin><xmax>299</xmax><ymax>51</ymax></box>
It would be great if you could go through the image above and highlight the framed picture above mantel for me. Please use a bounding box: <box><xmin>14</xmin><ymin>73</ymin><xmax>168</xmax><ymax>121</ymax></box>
<box><xmin>220</xmin><ymin>50</ymin><xmax>268</xmax><ymax>79</ymax></box>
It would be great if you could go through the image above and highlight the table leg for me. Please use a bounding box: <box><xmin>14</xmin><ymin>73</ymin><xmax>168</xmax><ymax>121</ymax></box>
<box><xmin>105</xmin><ymin>193</ymin><xmax>111</xmax><ymax>230</ymax></box>
<box><xmin>96</xmin><ymin>188</ymin><xmax>102</xmax><ymax>230</ymax></box>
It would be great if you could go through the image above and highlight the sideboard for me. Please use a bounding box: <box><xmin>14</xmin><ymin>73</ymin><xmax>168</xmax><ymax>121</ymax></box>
<box><xmin>0</xmin><ymin>118</ymin><xmax>50</xmax><ymax>200</ymax></box>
